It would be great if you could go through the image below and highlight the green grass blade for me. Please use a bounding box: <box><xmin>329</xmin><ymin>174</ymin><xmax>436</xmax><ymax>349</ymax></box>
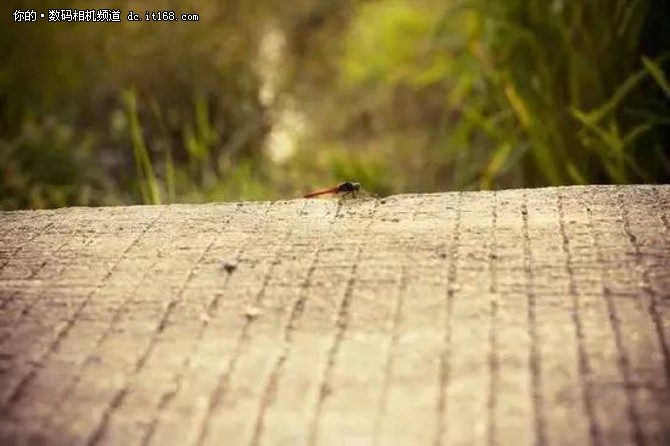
<box><xmin>642</xmin><ymin>56</ymin><xmax>670</xmax><ymax>98</ymax></box>
<box><xmin>123</xmin><ymin>89</ymin><xmax>161</xmax><ymax>204</ymax></box>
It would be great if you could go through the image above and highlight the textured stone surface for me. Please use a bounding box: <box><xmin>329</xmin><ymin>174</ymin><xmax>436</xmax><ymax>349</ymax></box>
<box><xmin>0</xmin><ymin>185</ymin><xmax>668</xmax><ymax>445</ymax></box>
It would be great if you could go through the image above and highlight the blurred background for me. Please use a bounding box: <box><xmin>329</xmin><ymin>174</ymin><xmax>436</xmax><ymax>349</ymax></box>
<box><xmin>1</xmin><ymin>0</ymin><xmax>669</xmax><ymax>210</ymax></box>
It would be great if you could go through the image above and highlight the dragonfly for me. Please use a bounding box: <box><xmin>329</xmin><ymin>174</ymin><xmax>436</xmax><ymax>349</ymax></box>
<box><xmin>303</xmin><ymin>181</ymin><xmax>364</xmax><ymax>199</ymax></box>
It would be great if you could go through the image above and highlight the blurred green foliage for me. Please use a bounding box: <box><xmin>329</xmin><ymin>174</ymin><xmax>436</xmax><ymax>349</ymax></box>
<box><xmin>1</xmin><ymin>0</ymin><xmax>668</xmax><ymax>209</ymax></box>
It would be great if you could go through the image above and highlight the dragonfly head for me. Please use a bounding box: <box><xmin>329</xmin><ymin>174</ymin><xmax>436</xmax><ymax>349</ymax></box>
<box><xmin>337</xmin><ymin>181</ymin><xmax>361</xmax><ymax>193</ymax></box>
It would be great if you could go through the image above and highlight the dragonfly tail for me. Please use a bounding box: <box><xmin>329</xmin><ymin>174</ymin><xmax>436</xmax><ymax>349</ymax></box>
<box><xmin>303</xmin><ymin>186</ymin><xmax>339</xmax><ymax>198</ymax></box>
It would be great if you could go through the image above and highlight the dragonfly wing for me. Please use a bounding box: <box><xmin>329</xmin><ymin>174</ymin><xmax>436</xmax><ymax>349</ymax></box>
<box><xmin>358</xmin><ymin>188</ymin><xmax>379</xmax><ymax>199</ymax></box>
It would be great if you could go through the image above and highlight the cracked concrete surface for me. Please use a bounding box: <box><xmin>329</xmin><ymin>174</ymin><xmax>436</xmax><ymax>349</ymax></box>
<box><xmin>0</xmin><ymin>185</ymin><xmax>668</xmax><ymax>445</ymax></box>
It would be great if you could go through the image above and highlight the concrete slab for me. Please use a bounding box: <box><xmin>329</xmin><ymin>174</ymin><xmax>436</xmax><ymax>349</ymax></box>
<box><xmin>0</xmin><ymin>185</ymin><xmax>668</xmax><ymax>445</ymax></box>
